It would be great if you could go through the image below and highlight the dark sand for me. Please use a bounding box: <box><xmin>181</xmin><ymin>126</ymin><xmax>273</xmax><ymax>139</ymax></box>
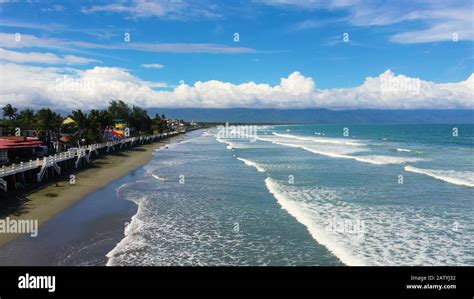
<box><xmin>0</xmin><ymin>134</ymin><xmax>184</xmax><ymax>265</ymax></box>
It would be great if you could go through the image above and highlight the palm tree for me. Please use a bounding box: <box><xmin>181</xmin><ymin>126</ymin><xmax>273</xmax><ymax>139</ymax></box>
<box><xmin>98</xmin><ymin>110</ymin><xmax>113</xmax><ymax>131</ymax></box>
<box><xmin>152</xmin><ymin>113</ymin><xmax>167</xmax><ymax>133</ymax></box>
<box><xmin>16</xmin><ymin>108</ymin><xmax>35</xmax><ymax>127</ymax></box>
<box><xmin>71</xmin><ymin>110</ymin><xmax>88</xmax><ymax>131</ymax></box>
<box><xmin>2</xmin><ymin>104</ymin><xmax>18</xmax><ymax>120</ymax></box>
<box><xmin>130</xmin><ymin>106</ymin><xmax>152</xmax><ymax>135</ymax></box>
<box><xmin>35</xmin><ymin>108</ymin><xmax>63</xmax><ymax>147</ymax></box>
<box><xmin>108</xmin><ymin>100</ymin><xmax>131</xmax><ymax>122</ymax></box>
<box><xmin>70</xmin><ymin>110</ymin><xmax>90</xmax><ymax>144</ymax></box>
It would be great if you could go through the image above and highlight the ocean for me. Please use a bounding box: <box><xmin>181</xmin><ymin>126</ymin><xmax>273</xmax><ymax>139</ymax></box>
<box><xmin>106</xmin><ymin>124</ymin><xmax>473</xmax><ymax>266</ymax></box>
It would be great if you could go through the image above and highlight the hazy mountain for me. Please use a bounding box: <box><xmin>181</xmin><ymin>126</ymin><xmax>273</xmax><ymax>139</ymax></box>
<box><xmin>148</xmin><ymin>108</ymin><xmax>474</xmax><ymax>124</ymax></box>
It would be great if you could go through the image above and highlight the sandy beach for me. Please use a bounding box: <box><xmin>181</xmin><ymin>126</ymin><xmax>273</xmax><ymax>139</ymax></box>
<box><xmin>0</xmin><ymin>134</ymin><xmax>183</xmax><ymax>248</ymax></box>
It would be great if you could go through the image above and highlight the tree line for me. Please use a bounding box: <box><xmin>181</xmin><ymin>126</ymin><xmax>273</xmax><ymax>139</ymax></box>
<box><xmin>0</xmin><ymin>100</ymin><xmax>169</xmax><ymax>146</ymax></box>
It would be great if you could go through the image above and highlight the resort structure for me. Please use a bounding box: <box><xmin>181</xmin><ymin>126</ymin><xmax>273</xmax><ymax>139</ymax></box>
<box><xmin>0</xmin><ymin>132</ymin><xmax>181</xmax><ymax>193</ymax></box>
<box><xmin>0</xmin><ymin>100</ymin><xmax>205</xmax><ymax>194</ymax></box>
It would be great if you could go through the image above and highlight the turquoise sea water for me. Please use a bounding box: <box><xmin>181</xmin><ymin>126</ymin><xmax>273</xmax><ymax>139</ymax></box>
<box><xmin>107</xmin><ymin>124</ymin><xmax>473</xmax><ymax>266</ymax></box>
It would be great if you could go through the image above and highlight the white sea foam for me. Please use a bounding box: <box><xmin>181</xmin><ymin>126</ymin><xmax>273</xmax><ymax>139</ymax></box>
<box><xmin>263</xmin><ymin>178</ymin><xmax>470</xmax><ymax>266</ymax></box>
<box><xmin>267</xmin><ymin>139</ymin><xmax>421</xmax><ymax>165</ymax></box>
<box><xmin>216</xmin><ymin>138</ymin><xmax>234</xmax><ymax>149</ymax></box>
<box><xmin>264</xmin><ymin>178</ymin><xmax>365</xmax><ymax>266</ymax></box>
<box><xmin>151</xmin><ymin>174</ymin><xmax>165</xmax><ymax>181</ymax></box>
<box><xmin>109</xmin><ymin>129</ymin><xmax>472</xmax><ymax>266</ymax></box>
<box><xmin>272</xmin><ymin>132</ymin><xmax>362</xmax><ymax>146</ymax></box>
<box><xmin>396</xmin><ymin>148</ymin><xmax>412</xmax><ymax>152</ymax></box>
<box><xmin>106</xmin><ymin>194</ymin><xmax>146</xmax><ymax>266</ymax></box>
<box><xmin>237</xmin><ymin>157</ymin><xmax>266</xmax><ymax>172</ymax></box>
<box><xmin>351</xmin><ymin>155</ymin><xmax>422</xmax><ymax>165</ymax></box>
<box><xmin>405</xmin><ymin>166</ymin><xmax>474</xmax><ymax>188</ymax></box>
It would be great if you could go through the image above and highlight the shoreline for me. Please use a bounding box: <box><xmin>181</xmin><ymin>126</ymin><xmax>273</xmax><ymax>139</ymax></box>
<box><xmin>0</xmin><ymin>134</ymin><xmax>184</xmax><ymax>249</ymax></box>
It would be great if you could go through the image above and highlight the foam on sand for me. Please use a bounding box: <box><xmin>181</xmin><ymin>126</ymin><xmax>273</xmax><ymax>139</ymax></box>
<box><xmin>405</xmin><ymin>166</ymin><xmax>474</xmax><ymax>187</ymax></box>
<box><xmin>106</xmin><ymin>189</ymin><xmax>147</xmax><ymax>266</ymax></box>
<box><xmin>236</xmin><ymin>157</ymin><xmax>266</xmax><ymax>172</ymax></box>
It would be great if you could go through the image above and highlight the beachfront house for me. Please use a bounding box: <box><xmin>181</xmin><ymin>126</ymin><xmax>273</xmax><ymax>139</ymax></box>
<box><xmin>0</xmin><ymin>136</ymin><xmax>44</xmax><ymax>165</ymax></box>
<box><xmin>113</xmin><ymin>122</ymin><xmax>127</xmax><ymax>137</ymax></box>
<box><xmin>104</xmin><ymin>120</ymin><xmax>128</xmax><ymax>140</ymax></box>
<box><xmin>62</xmin><ymin>117</ymin><xmax>76</xmax><ymax>126</ymax></box>
<box><xmin>0</xmin><ymin>148</ymin><xmax>6</xmax><ymax>164</ymax></box>
<box><xmin>166</xmin><ymin>119</ymin><xmax>179</xmax><ymax>130</ymax></box>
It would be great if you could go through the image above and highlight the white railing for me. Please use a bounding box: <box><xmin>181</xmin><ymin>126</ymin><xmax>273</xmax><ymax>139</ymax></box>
<box><xmin>0</xmin><ymin>131</ymin><xmax>179</xmax><ymax>179</ymax></box>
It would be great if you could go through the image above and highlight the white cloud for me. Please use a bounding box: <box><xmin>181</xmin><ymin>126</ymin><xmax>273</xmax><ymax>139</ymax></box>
<box><xmin>42</xmin><ymin>4</ymin><xmax>65</xmax><ymax>12</ymax></box>
<box><xmin>260</xmin><ymin>0</ymin><xmax>474</xmax><ymax>43</ymax></box>
<box><xmin>0</xmin><ymin>48</ymin><xmax>101</xmax><ymax>65</ymax></box>
<box><xmin>0</xmin><ymin>32</ymin><xmax>257</xmax><ymax>54</ymax></box>
<box><xmin>390</xmin><ymin>23</ymin><xmax>471</xmax><ymax>44</ymax></box>
<box><xmin>141</xmin><ymin>63</ymin><xmax>165</xmax><ymax>69</ymax></box>
<box><xmin>81</xmin><ymin>0</ymin><xmax>222</xmax><ymax>20</ymax></box>
<box><xmin>0</xmin><ymin>63</ymin><xmax>472</xmax><ymax>110</ymax></box>
<box><xmin>0</xmin><ymin>19</ymin><xmax>67</xmax><ymax>32</ymax></box>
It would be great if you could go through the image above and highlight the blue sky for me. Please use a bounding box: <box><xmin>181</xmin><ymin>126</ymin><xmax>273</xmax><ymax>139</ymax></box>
<box><xmin>0</xmin><ymin>0</ymin><xmax>472</xmax><ymax>110</ymax></box>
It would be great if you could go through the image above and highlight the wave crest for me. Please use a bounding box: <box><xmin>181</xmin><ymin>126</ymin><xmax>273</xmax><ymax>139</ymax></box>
<box><xmin>405</xmin><ymin>166</ymin><xmax>474</xmax><ymax>187</ymax></box>
<box><xmin>236</xmin><ymin>157</ymin><xmax>266</xmax><ymax>172</ymax></box>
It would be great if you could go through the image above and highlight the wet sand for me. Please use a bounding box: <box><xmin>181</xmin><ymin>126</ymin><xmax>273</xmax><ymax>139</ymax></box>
<box><xmin>0</xmin><ymin>134</ymin><xmax>183</xmax><ymax>249</ymax></box>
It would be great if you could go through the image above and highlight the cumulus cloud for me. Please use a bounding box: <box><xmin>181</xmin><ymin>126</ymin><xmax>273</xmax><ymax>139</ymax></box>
<box><xmin>0</xmin><ymin>63</ymin><xmax>472</xmax><ymax>110</ymax></box>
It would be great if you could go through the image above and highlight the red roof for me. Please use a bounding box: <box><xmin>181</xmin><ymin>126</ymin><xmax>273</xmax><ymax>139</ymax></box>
<box><xmin>0</xmin><ymin>136</ymin><xmax>44</xmax><ymax>149</ymax></box>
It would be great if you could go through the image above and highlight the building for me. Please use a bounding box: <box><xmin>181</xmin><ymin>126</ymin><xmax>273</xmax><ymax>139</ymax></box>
<box><xmin>0</xmin><ymin>136</ymin><xmax>44</xmax><ymax>164</ymax></box>
<box><xmin>62</xmin><ymin>116</ymin><xmax>77</xmax><ymax>126</ymax></box>
<box><xmin>113</xmin><ymin>122</ymin><xmax>127</xmax><ymax>137</ymax></box>
<box><xmin>104</xmin><ymin>120</ymin><xmax>127</xmax><ymax>140</ymax></box>
<box><xmin>166</xmin><ymin>119</ymin><xmax>179</xmax><ymax>130</ymax></box>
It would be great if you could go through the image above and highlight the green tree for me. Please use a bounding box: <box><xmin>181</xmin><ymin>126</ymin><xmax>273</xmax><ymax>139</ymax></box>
<box><xmin>152</xmin><ymin>113</ymin><xmax>167</xmax><ymax>133</ymax></box>
<box><xmin>97</xmin><ymin>109</ymin><xmax>113</xmax><ymax>131</ymax></box>
<box><xmin>129</xmin><ymin>106</ymin><xmax>152</xmax><ymax>135</ymax></box>
<box><xmin>108</xmin><ymin>100</ymin><xmax>131</xmax><ymax>123</ymax></box>
<box><xmin>35</xmin><ymin>108</ymin><xmax>63</xmax><ymax>146</ymax></box>
<box><xmin>71</xmin><ymin>110</ymin><xmax>88</xmax><ymax>131</ymax></box>
<box><xmin>16</xmin><ymin>108</ymin><xmax>36</xmax><ymax>127</ymax></box>
<box><xmin>70</xmin><ymin>110</ymin><xmax>96</xmax><ymax>144</ymax></box>
<box><xmin>2</xmin><ymin>104</ymin><xmax>18</xmax><ymax>120</ymax></box>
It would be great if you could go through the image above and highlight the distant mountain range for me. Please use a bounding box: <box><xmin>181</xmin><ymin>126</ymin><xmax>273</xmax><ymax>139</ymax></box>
<box><xmin>146</xmin><ymin>108</ymin><xmax>474</xmax><ymax>124</ymax></box>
